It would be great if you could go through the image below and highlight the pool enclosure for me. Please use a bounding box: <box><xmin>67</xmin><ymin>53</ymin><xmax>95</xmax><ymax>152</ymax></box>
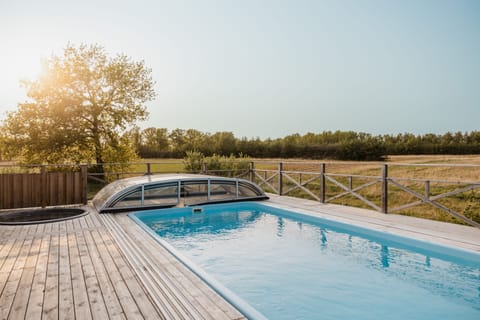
<box><xmin>93</xmin><ymin>174</ymin><xmax>268</xmax><ymax>213</ymax></box>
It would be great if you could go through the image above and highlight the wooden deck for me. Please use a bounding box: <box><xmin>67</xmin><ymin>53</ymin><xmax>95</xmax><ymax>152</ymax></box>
<box><xmin>0</xmin><ymin>207</ymin><xmax>246</xmax><ymax>320</ymax></box>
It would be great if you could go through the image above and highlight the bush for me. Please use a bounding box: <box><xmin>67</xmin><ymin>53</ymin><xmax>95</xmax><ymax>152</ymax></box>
<box><xmin>183</xmin><ymin>150</ymin><xmax>205</xmax><ymax>172</ymax></box>
<box><xmin>183</xmin><ymin>151</ymin><xmax>251</xmax><ymax>176</ymax></box>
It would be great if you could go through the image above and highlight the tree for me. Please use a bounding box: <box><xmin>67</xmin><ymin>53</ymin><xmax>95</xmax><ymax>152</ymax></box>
<box><xmin>1</xmin><ymin>44</ymin><xmax>156</xmax><ymax>165</ymax></box>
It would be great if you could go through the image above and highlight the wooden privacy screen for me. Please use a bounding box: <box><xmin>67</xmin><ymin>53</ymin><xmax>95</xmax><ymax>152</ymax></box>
<box><xmin>0</xmin><ymin>171</ymin><xmax>86</xmax><ymax>209</ymax></box>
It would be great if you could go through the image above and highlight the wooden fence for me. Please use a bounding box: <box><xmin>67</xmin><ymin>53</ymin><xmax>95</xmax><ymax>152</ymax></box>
<box><xmin>0</xmin><ymin>165</ymin><xmax>87</xmax><ymax>209</ymax></box>
<box><xmin>0</xmin><ymin>161</ymin><xmax>479</xmax><ymax>229</ymax></box>
<box><xmin>249</xmin><ymin>162</ymin><xmax>480</xmax><ymax>228</ymax></box>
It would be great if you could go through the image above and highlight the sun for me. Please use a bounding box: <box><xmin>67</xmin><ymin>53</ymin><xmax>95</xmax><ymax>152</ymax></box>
<box><xmin>0</xmin><ymin>46</ymin><xmax>46</xmax><ymax>114</ymax></box>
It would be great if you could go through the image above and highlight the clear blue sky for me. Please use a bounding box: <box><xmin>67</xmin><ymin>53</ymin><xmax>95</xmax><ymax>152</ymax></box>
<box><xmin>1</xmin><ymin>0</ymin><xmax>479</xmax><ymax>138</ymax></box>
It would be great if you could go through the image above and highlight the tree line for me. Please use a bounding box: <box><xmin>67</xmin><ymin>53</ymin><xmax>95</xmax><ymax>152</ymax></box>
<box><xmin>1</xmin><ymin>43</ymin><xmax>478</xmax><ymax>165</ymax></box>
<box><xmin>126</xmin><ymin>128</ymin><xmax>480</xmax><ymax>161</ymax></box>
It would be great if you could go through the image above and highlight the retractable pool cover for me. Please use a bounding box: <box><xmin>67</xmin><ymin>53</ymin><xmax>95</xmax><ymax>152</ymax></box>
<box><xmin>92</xmin><ymin>174</ymin><xmax>268</xmax><ymax>213</ymax></box>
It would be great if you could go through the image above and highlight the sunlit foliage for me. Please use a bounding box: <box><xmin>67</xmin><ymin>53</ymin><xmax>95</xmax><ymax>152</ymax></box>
<box><xmin>1</xmin><ymin>44</ymin><xmax>155</xmax><ymax>164</ymax></box>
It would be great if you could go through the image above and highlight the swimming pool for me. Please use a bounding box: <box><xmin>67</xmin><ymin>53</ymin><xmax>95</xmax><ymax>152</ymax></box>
<box><xmin>131</xmin><ymin>203</ymin><xmax>480</xmax><ymax>320</ymax></box>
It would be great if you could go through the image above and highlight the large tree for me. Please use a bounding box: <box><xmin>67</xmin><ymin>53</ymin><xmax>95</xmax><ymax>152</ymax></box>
<box><xmin>1</xmin><ymin>44</ymin><xmax>156</xmax><ymax>165</ymax></box>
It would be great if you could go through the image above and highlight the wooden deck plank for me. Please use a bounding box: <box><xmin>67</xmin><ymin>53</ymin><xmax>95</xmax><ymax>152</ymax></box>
<box><xmin>83</xmin><ymin>230</ymin><xmax>126</xmax><ymax>320</ymax></box>
<box><xmin>125</xmin><ymin>215</ymin><xmax>238</xmax><ymax>320</ymax></box>
<box><xmin>72</xmin><ymin>217</ymin><xmax>81</xmax><ymax>232</ymax></box>
<box><xmin>0</xmin><ymin>238</ymin><xmax>25</xmax><ymax>298</ymax></box>
<box><xmin>67</xmin><ymin>232</ymin><xmax>92</xmax><ymax>319</ymax></box>
<box><xmin>43</xmin><ymin>221</ymin><xmax>52</xmax><ymax>234</ymax></box>
<box><xmin>84</xmin><ymin>212</ymin><xmax>97</xmax><ymax>229</ymax></box>
<box><xmin>36</xmin><ymin>222</ymin><xmax>46</xmax><ymax>235</ymax></box>
<box><xmin>91</xmin><ymin>229</ymin><xmax>146</xmax><ymax>319</ymax></box>
<box><xmin>59</xmin><ymin>220</ymin><xmax>67</xmax><ymax>235</ymax></box>
<box><xmin>59</xmin><ymin>231</ymin><xmax>74</xmax><ymax>320</ymax></box>
<box><xmin>76</xmin><ymin>230</ymin><xmax>110</xmax><ymax>320</ymax></box>
<box><xmin>98</xmin><ymin>228</ymin><xmax>163</xmax><ymax>320</ymax></box>
<box><xmin>25</xmin><ymin>234</ymin><xmax>50</xmax><ymax>319</ymax></box>
<box><xmin>78</xmin><ymin>215</ymin><xmax>89</xmax><ymax>230</ymax></box>
<box><xmin>0</xmin><ymin>226</ymin><xmax>15</xmax><ymax>244</ymax></box>
<box><xmin>14</xmin><ymin>225</ymin><xmax>29</xmax><ymax>239</ymax></box>
<box><xmin>0</xmin><ymin>209</ymin><xmax>248</xmax><ymax>320</ymax></box>
<box><xmin>131</xmin><ymin>225</ymin><xmax>234</xmax><ymax>320</ymax></box>
<box><xmin>0</xmin><ymin>237</ymin><xmax>15</xmax><ymax>270</ymax></box>
<box><xmin>107</xmin><ymin>213</ymin><xmax>245</xmax><ymax>320</ymax></box>
<box><xmin>42</xmin><ymin>233</ymin><xmax>59</xmax><ymax>320</ymax></box>
<box><xmin>0</xmin><ymin>237</ymin><xmax>33</xmax><ymax>319</ymax></box>
<box><xmin>102</xmin><ymin>215</ymin><xmax>184</xmax><ymax>319</ymax></box>
<box><xmin>109</xmin><ymin>215</ymin><xmax>211</xmax><ymax>319</ymax></box>
<box><xmin>8</xmin><ymin>236</ymin><xmax>42</xmax><ymax>319</ymax></box>
<box><xmin>66</xmin><ymin>219</ymin><xmax>74</xmax><ymax>233</ymax></box>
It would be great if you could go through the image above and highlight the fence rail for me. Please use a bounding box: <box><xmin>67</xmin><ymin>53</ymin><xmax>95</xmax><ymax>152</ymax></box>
<box><xmin>0</xmin><ymin>161</ymin><xmax>479</xmax><ymax>228</ymax></box>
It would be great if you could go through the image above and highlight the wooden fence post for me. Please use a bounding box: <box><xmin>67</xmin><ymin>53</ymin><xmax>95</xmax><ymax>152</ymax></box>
<box><xmin>425</xmin><ymin>180</ymin><xmax>430</xmax><ymax>200</ymax></box>
<box><xmin>81</xmin><ymin>165</ymin><xmax>88</xmax><ymax>204</ymax></box>
<box><xmin>381</xmin><ymin>164</ymin><xmax>388</xmax><ymax>213</ymax></box>
<box><xmin>249</xmin><ymin>161</ymin><xmax>254</xmax><ymax>182</ymax></box>
<box><xmin>320</xmin><ymin>163</ymin><xmax>326</xmax><ymax>203</ymax></box>
<box><xmin>146</xmin><ymin>163</ymin><xmax>151</xmax><ymax>175</ymax></box>
<box><xmin>202</xmin><ymin>162</ymin><xmax>208</xmax><ymax>174</ymax></box>
<box><xmin>278</xmin><ymin>162</ymin><xmax>283</xmax><ymax>195</ymax></box>
<box><xmin>41</xmin><ymin>165</ymin><xmax>47</xmax><ymax>208</ymax></box>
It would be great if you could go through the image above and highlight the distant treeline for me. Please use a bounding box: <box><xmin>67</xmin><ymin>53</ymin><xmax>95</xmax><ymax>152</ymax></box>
<box><xmin>125</xmin><ymin>128</ymin><xmax>480</xmax><ymax>161</ymax></box>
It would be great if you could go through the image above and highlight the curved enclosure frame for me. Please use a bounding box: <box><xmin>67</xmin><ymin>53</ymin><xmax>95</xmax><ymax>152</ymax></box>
<box><xmin>93</xmin><ymin>174</ymin><xmax>268</xmax><ymax>213</ymax></box>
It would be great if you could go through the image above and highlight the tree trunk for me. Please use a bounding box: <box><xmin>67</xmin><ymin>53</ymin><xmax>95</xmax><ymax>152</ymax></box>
<box><xmin>92</xmin><ymin>119</ymin><xmax>105</xmax><ymax>182</ymax></box>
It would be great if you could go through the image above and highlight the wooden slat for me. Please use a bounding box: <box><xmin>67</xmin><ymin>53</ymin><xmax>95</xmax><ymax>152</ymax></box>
<box><xmin>66</xmin><ymin>172</ymin><xmax>73</xmax><ymax>205</ymax></box>
<box><xmin>42</xmin><ymin>233</ymin><xmax>59</xmax><ymax>320</ymax></box>
<box><xmin>9</xmin><ymin>236</ymin><xmax>42</xmax><ymax>319</ymax></box>
<box><xmin>102</xmin><ymin>215</ymin><xmax>181</xmax><ymax>319</ymax></box>
<box><xmin>102</xmin><ymin>233</ymin><xmax>162</xmax><ymax>319</ymax></box>
<box><xmin>325</xmin><ymin>175</ymin><xmax>381</xmax><ymax>211</ymax></box>
<box><xmin>91</xmin><ymin>229</ymin><xmax>146</xmax><ymax>319</ymax></box>
<box><xmin>21</xmin><ymin>174</ymin><xmax>29</xmax><ymax>209</ymax></box>
<box><xmin>77</xmin><ymin>230</ymin><xmax>110</xmax><ymax>319</ymax></box>
<box><xmin>0</xmin><ymin>209</ymin><xmax>247</xmax><ymax>320</ymax></box>
<box><xmin>59</xmin><ymin>231</ymin><xmax>74</xmax><ymax>320</ymax></box>
<box><xmin>68</xmin><ymin>232</ymin><xmax>92</xmax><ymax>319</ymax></box>
<box><xmin>12</xmin><ymin>174</ymin><xmax>21</xmax><ymax>209</ymax></box>
<box><xmin>0</xmin><ymin>238</ymin><xmax>24</xmax><ymax>303</ymax></box>
<box><xmin>0</xmin><ymin>237</ymin><xmax>33</xmax><ymax>319</ymax></box>
<box><xmin>107</xmin><ymin>213</ymin><xmax>245</xmax><ymax>320</ymax></box>
<box><xmin>25</xmin><ymin>234</ymin><xmax>50</xmax><ymax>319</ymax></box>
<box><xmin>114</xmin><ymin>214</ymin><xmax>239</xmax><ymax>319</ymax></box>
<box><xmin>33</xmin><ymin>174</ymin><xmax>43</xmax><ymax>207</ymax></box>
<box><xmin>83</xmin><ymin>230</ymin><xmax>126</xmax><ymax>320</ymax></box>
<box><xmin>98</xmin><ymin>228</ymin><xmax>163</xmax><ymax>319</ymax></box>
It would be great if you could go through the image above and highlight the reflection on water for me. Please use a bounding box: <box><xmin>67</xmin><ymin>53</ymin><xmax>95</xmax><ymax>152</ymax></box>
<box><xmin>149</xmin><ymin>209</ymin><xmax>262</xmax><ymax>238</ymax></box>
<box><xmin>277</xmin><ymin>217</ymin><xmax>284</xmax><ymax>237</ymax></box>
<box><xmin>381</xmin><ymin>245</ymin><xmax>390</xmax><ymax>268</ymax></box>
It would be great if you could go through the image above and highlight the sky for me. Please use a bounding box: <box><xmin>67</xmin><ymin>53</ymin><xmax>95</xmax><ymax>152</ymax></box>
<box><xmin>1</xmin><ymin>0</ymin><xmax>479</xmax><ymax>139</ymax></box>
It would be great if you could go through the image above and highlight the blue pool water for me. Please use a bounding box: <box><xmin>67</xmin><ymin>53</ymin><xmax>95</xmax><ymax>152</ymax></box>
<box><xmin>132</xmin><ymin>203</ymin><xmax>480</xmax><ymax>320</ymax></box>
